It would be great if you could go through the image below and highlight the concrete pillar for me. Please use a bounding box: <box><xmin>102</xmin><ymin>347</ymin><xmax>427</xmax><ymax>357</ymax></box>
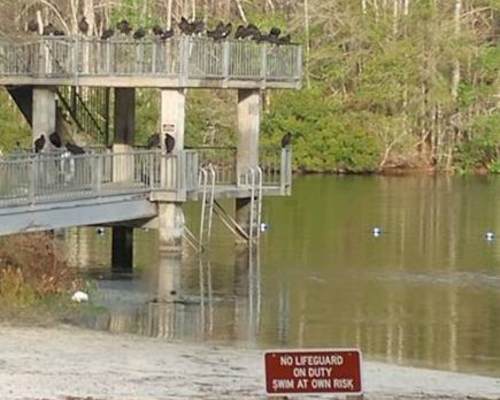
<box><xmin>112</xmin><ymin>88</ymin><xmax>135</xmax><ymax>272</ymax></box>
<box><xmin>236</xmin><ymin>89</ymin><xmax>261</xmax><ymax>235</ymax></box>
<box><xmin>160</xmin><ymin>89</ymin><xmax>185</xmax><ymax>151</ymax></box>
<box><xmin>32</xmin><ymin>87</ymin><xmax>56</xmax><ymax>144</ymax></box>
<box><xmin>158</xmin><ymin>203</ymin><xmax>185</xmax><ymax>253</ymax></box>
<box><xmin>157</xmin><ymin>89</ymin><xmax>186</xmax><ymax>253</ymax></box>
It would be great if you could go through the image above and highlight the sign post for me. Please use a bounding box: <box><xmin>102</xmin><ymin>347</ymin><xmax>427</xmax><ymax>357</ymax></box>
<box><xmin>264</xmin><ymin>349</ymin><xmax>362</xmax><ymax>398</ymax></box>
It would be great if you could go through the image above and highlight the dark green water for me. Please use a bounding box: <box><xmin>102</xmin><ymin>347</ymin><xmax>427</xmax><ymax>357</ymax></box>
<box><xmin>68</xmin><ymin>175</ymin><xmax>500</xmax><ymax>377</ymax></box>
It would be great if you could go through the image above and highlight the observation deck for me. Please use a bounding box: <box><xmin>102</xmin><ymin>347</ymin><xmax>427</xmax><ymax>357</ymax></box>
<box><xmin>0</xmin><ymin>36</ymin><xmax>302</xmax><ymax>89</ymax></box>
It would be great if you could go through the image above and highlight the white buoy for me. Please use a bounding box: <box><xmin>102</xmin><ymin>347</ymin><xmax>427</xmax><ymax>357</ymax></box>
<box><xmin>372</xmin><ymin>227</ymin><xmax>382</xmax><ymax>237</ymax></box>
<box><xmin>96</xmin><ymin>227</ymin><xmax>105</xmax><ymax>236</ymax></box>
<box><xmin>71</xmin><ymin>291</ymin><xmax>89</xmax><ymax>303</ymax></box>
<box><xmin>485</xmin><ymin>232</ymin><xmax>495</xmax><ymax>241</ymax></box>
<box><xmin>260</xmin><ymin>223</ymin><xmax>269</xmax><ymax>232</ymax></box>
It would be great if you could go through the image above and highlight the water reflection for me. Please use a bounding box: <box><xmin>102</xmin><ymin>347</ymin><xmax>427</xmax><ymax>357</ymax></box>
<box><xmin>81</xmin><ymin>246</ymin><xmax>263</xmax><ymax>345</ymax></box>
<box><xmin>68</xmin><ymin>175</ymin><xmax>500</xmax><ymax>377</ymax></box>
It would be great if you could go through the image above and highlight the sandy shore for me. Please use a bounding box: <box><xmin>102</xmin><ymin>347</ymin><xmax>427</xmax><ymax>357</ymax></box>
<box><xmin>0</xmin><ymin>325</ymin><xmax>498</xmax><ymax>400</ymax></box>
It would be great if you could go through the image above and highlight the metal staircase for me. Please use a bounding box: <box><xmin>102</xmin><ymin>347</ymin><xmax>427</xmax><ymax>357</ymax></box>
<box><xmin>56</xmin><ymin>86</ymin><xmax>111</xmax><ymax>145</ymax></box>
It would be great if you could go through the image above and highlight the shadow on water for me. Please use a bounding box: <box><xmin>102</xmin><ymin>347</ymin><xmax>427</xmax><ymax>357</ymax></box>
<box><xmin>66</xmin><ymin>175</ymin><xmax>500</xmax><ymax>377</ymax></box>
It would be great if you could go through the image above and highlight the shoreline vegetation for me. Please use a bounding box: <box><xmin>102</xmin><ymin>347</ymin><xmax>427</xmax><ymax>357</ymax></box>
<box><xmin>0</xmin><ymin>233</ymin><xmax>100</xmax><ymax>325</ymax></box>
<box><xmin>0</xmin><ymin>2</ymin><xmax>497</xmax><ymax>176</ymax></box>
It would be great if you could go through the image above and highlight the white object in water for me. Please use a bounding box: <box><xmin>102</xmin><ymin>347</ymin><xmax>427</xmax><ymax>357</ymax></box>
<box><xmin>372</xmin><ymin>227</ymin><xmax>382</xmax><ymax>237</ymax></box>
<box><xmin>485</xmin><ymin>232</ymin><xmax>495</xmax><ymax>241</ymax></box>
<box><xmin>71</xmin><ymin>291</ymin><xmax>89</xmax><ymax>303</ymax></box>
<box><xmin>260</xmin><ymin>223</ymin><xmax>269</xmax><ymax>232</ymax></box>
<box><xmin>96</xmin><ymin>227</ymin><xmax>105</xmax><ymax>236</ymax></box>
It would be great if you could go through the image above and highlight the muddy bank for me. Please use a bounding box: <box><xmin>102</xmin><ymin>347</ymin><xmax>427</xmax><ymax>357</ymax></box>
<box><xmin>0</xmin><ymin>325</ymin><xmax>498</xmax><ymax>400</ymax></box>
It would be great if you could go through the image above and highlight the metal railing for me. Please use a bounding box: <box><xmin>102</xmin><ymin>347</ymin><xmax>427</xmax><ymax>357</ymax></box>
<box><xmin>0</xmin><ymin>149</ymin><xmax>192</xmax><ymax>207</ymax></box>
<box><xmin>0</xmin><ymin>36</ymin><xmax>302</xmax><ymax>83</ymax></box>
<box><xmin>0</xmin><ymin>146</ymin><xmax>291</xmax><ymax>208</ymax></box>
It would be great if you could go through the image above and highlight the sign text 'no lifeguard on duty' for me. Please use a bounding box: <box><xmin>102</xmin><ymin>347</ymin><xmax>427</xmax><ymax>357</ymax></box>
<box><xmin>264</xmin><ymin>349</ymin><xmax>362</xmax><ymax>396</ymax></box>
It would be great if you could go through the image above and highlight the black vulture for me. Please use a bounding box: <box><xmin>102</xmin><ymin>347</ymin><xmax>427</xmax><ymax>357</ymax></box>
<box><xmin>235</xmin><ymin>25</ymin><xmax>246</xmax><ymax>39</ymax></box>
<box><xmin>270</xmin><ymin>27</ymin><xmax>281</xmax><ymax>37</ymax></box>
<box><xmin>43</xmin><ymin>23</ymin><xmax>56</xmax><ymax>36</ymax></box>
<box><xmin>165</xmin><ymin>134</ymin><xmax>175</xmax><ymax>153</ymax></box>
<box><xmin>133</xmin><ymin>27</ymin><xmax>146</xmax><ymax>40</ymax></box>
<box><xmin>79</xmin><ymin>17</ymin><xmax>89</xmax><ymax>35</ymax></box>
<box><xmin>34</xmin><ymin>134</ymin><xmax>46</xmax><ymax>153</ymax></box>
<box><xmin>65</xmin><ymin>142</ymin><xmax>85</xmax><ymax>155</ymax></box>
<box><xmin>278</xmin><ymin>34</ymin><xmax>291</xmax><ymax>45</ymax></box>
<box><xmin>160</xmin><ymin>29</ymin><xmax>174</xmax><ymax>40</ymax></box>
<box><xmin>49</xmin><ymin>131</ymin><xmax>62</xmax><ymax>148</ymax></box>
<box><xmin>117</xmin><ymin>20</ymin><xmax>132</xmax><ymax>35</ymax></box>
<box><xmin>178</xmin><ymin>17</ymin><xmax>193</xmax><ymax>35</ymax></box>
<box><xmin>192</xmin><ymin>20</ymin><xmax>204</xmax><ymax>35</ymax></box>
<box><xmin>147</xmin><ymin>133</ymin><xmax>160</xmax><ymax>149</ymax></box>
<box><xmin>281</xmin><ymin>132</ymin><xmax>292</xmax><ymax>148</ymax></box>
<box><xmin>27</xmin><ymin>19</ymin><xmax>38</xmax><ymax>33</ymax></box>
<box><xmin>152</xmin><ymin>25</ymin><xmax>164</xmax><ymax>36</ymax></box>
<box><xmin>207</xmin><ymin>21</ymin><xmax>224</xmax><ymax>39</ymax></box>
<box><xmin>53</xmin><ymin>30</ymin><xmax>65</xmax><ymax>36</ymax></box>
<box><xmin>101</xmin><ymin>29</ymin><xmax>114</xmax><ymax>40</ymax></box>
<box><xmin>222</xmin><ymin>23</ymin><xmax>232</xmax><ymax>39</ymax></box>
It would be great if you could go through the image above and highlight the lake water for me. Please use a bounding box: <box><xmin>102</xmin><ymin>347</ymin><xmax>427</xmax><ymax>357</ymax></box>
<box><xmin>67</xmin><ymin>175</ymin><xmax>500</xmax><ymax>377</ymax></box>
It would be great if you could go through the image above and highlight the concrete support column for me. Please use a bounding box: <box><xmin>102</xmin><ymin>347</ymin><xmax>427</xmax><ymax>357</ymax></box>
<box><xmin>236</xmin><ymin>89</ymin><xmax>261</xmax><ymax>235</ymax></box>
<box><xmin>113</xmin><ymin>88</ymin><xmax>135</xmax><ymax>151</ymax></box>
<box><xmin>112</xmin><ymin>88</ymin><xmax>135</xmax><ymax>272</ymax></box>
<box><xmin>32</xmin><ymin>86</ymin><xmax>56</xmax><ymax>145</ymax></box>
<box><xmin>157</xmin><ymin>89</ymin><xmax>186</xmax><ymax>253</ymax></box>
<box><xmin>160</xmin><ymin>89</ymin><xmax>185</xmax><ymax>151</ymax></box>
<box><xmin>158</xmin><ymin>203</ymin><xmax>185</xmax><ymax>253</ymax></box>
<box><xmin>111</xmin><ymin>227</ymin><xmax>134</xmax><ymax>273</ymax></box>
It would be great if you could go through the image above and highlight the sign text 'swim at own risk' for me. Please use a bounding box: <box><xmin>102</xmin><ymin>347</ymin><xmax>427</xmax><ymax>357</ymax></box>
<box><xmin>265</xmin><ymin>349</ymin><xmax>362</xmax><ymax>396</ymax></box>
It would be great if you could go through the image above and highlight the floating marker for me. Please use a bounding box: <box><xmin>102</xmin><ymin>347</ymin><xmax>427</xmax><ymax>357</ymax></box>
<box><xmin>372</xmin><ymin>227</ymin><xmax>382</xmax><ymax>237</ymax></box>
<box><xmin>96</xmin><ymin>227</ymin><xmax>105</xmax><ymax>236</ymax></box>
<box><xmin>485</xmin><ymin>232</ymin><xmax>495</xmax><ymax>241</ymax></box>
<box><xmin>260</xmin><ymin>223</ymin><xmax>269</xmax><ymax>232</ymax></box>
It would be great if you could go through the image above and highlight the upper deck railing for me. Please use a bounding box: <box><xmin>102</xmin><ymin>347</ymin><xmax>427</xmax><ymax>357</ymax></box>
<box><xmin>0</xmin><ymin>36</ymin><xmax>302</xmax><ymax>89</ymax></box>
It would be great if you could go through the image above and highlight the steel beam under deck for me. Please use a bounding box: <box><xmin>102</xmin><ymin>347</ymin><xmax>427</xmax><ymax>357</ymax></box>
<box><xmin>0</xmin><ymin>194</ymin><xmax>156</xmax><ymax>236</ymax></box>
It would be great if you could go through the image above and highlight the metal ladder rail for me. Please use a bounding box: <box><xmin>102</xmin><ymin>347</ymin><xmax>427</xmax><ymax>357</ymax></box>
<box><xmin>205</xmin><ymin>164</ymin><xmax>216</xmax><ymax>243</ymax></box>
<box><xmin>248</xmin><ymin>168</ymin><xmax>257</xmax><ymax>243</ymax></box>
<box><xmin>198</xmin><ymin>164</ymin><xmax>216</xmax><ymax>250</ymax></box>
<box><xmin>198</xmin><ymin>166</ymin><xmax>208</xmax><ymax>248</ymax></box>
<box><xmin>246</xmin><ymin>167</ymin><xmax>263</xmax><ymax>243</ymax></box>
<box><xmin>255</xmin><ymin>166</ymin><xmax>263</xmax><ymax>241</ymax></box>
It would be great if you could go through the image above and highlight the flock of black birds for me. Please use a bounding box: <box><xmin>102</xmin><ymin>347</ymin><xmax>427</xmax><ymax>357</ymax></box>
<box><xmin>32</xmin><ymin>130</ymin><xmax>289</xmax><ymax>157</ymax></box>
<box><xmin>33</xmin><ymin>132</ymin><xmax>85</xmax><ymax>155</ymax></box>
<box><xmin>26</xmin><ymin>16</ymin><xmax>293</xmax><ymax>45</ymax></box>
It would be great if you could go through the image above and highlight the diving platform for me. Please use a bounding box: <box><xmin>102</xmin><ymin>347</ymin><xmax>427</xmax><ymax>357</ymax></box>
<box><xmin>0</xmin><ymin>36</ymin><xmax>302</xmax><ymax>89</ymax></box>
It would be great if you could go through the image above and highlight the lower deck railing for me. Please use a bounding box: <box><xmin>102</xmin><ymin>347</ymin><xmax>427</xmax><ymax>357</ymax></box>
<box><xmin>0</xmin><ymin>147</ymin><xmax>292</xmax><ymax>208</ymax></box>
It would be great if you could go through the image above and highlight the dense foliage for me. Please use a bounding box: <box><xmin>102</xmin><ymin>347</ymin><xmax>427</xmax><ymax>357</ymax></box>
<box><xmin>0</xmin><ymin>0</ymin><xmax>498</xmax><ymax>173</ymax></box>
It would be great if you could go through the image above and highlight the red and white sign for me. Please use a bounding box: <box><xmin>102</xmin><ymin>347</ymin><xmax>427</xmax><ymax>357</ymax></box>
<box><xmin>264</xmin><ymin>349</ymin><xmax>362</xmax><ymax>396</ymax></box>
